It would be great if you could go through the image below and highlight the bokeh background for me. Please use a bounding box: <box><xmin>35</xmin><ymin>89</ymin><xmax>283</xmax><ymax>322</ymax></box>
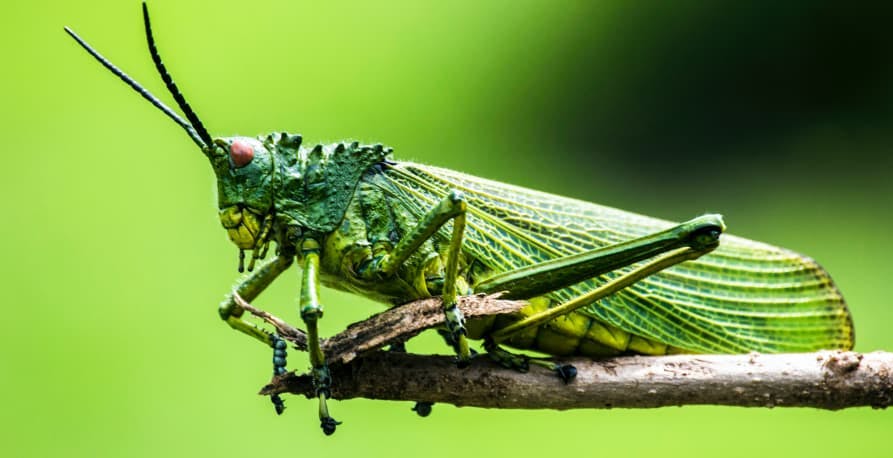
<box><xmin>3</xmin><ymin>0</ymin><xmax>891</xmax><ymax>456</ymax></box>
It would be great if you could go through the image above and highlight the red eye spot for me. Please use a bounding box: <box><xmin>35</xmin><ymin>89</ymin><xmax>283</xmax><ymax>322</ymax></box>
<box><xmin>229</xmin><ymin>141</ymin><xmax>254</xmax><ymax>168</ymax></box>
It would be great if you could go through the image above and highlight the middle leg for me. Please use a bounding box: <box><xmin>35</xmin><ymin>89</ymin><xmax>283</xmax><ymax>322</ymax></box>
<box><xmin>358</xmin><ymin>190</ymin><xmax>472</xmax><ymax>364</ymax></box>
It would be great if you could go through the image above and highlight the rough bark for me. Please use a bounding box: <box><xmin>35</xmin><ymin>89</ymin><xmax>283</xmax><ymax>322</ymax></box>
<box><xmin>235</xmin><ymin>292</ymin><xmax>524</xmax><ymax>363</ymax></box>
<box><xmin>238</xmin><ymin>294</ymin><xmax>892</xmax><ymax>410</ymax></box>
<box><xmin>262</xmin><ymin>350</ymin><xmax>892</xmax><ymax>410</ymax></box>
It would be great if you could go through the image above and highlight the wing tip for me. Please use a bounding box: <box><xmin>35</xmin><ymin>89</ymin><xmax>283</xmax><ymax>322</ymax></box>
<box><xmin>798</xmin><ymin>254</ymin><xmax>855</xmax><ymax>351</ymax></box>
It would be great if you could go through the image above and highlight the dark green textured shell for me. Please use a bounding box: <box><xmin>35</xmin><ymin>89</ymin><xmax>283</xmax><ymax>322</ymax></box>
<box><xmin>268</xmin><ymin>133</ymin><xmax>392</xmax><ymax>233</ymax></box>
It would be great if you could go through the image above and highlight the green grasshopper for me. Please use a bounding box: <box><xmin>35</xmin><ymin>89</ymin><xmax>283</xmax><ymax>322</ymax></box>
<box><xmin>66</xmin><ymin>3</ymin><xmax>854</xmax><ymax>435</ymax></box>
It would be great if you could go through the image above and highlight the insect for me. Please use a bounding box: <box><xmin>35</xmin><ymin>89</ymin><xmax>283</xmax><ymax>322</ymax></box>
<box><xmin>66</xmin><ymin>3</ymin><xmax>854</xmax><ymax>435</ymax></box>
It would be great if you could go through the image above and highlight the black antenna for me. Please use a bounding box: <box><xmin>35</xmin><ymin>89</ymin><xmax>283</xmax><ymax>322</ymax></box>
<box><xmin>63</xmin><ymin>3</ymin><xmax>211</xmax><ymax>149</ymax></box>
<box><xmin>64</xmin><ymin>26</ymin><xmax>206</xmax><ymax>148</ymax></box>
<box><xmin>141</xmin><ymin>2</ymin><xmax>212</xmax><ymax>147</ymax></box>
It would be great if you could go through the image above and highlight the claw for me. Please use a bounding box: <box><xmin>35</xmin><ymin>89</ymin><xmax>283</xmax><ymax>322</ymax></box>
<box><xmin>320</xmin><ymin>416</ymin><xmax>341</xmax><ymax>436</ymax></box>
<box><xmin>556</xmin><ymin>364</ymin><xmax>577</xmax><ymax>384</ymax></box>
<box><xmin>412</xmin><ymin>402</ymin><xmax>433</xmax><ymax>417</ymax></box>
<box><xmin>271</xmin><ymin>394</ymin><xmax>286</xmax><ymax>415</ymax></box>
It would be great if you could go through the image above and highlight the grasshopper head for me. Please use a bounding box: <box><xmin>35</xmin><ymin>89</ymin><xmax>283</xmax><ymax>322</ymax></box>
<box><xmin>66</xmin><ymin>4</ymin><xmax>281</xmax><ymax>271</ymax></box>
<box><xmin>208</xmin><ymin>137</ymin><xmax>276</xmax><ymax>250</ymax></box>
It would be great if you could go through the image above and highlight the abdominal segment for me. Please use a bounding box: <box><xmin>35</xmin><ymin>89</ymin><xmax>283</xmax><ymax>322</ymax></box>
<box><xmin>465</xmin><ymin>296</ymin><xmax>684</xmax><ymax>356</ymax></box>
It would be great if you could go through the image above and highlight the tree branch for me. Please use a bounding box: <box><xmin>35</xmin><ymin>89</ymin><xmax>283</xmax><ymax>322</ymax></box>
<box><xmin>239</xmin><ymin>294</ymin><xmax>892</xmax><ymax>410</ymax></box>
<box><xmin>264</xmin><ymin>351</ymin><xmax>892</xmax><ymax>410</ymax></box>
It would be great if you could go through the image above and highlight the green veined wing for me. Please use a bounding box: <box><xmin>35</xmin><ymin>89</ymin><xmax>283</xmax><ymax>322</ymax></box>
<box><xmin>377</xmin><ymin>162</ymin><xmax>854</xmax><ymax>353</ymax></box>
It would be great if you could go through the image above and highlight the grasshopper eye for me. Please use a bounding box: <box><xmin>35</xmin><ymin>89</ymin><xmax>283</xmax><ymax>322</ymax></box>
<box><xmin>229</xmin><ymin>140</ymin><xmax>254</xmax><ymax>168</ymax></box>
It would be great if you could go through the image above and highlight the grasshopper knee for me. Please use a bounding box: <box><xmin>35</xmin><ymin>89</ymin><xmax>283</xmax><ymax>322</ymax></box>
<box><xmin>300</xmin><ymin>304</ymin><xmax>324</xmax><ymax>324</ymax></box>
<box><xmin>218</xmin><ymin>296</ymin><xmax>243</xmax><ymax>320</ymax></box>
<box><xmin>445</xmin><ymin>190</ymin><xmax>466</xmax><ymax>214</ymax></box>
<box><xmin>218</xmin><ymin>298</ymin><xmax>235</xmax><ymax>320</ymax></box>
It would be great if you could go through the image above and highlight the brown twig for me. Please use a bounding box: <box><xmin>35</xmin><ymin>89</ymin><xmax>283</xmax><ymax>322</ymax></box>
<box><xmin>263</xmin><ymin>350</ymin><xmax>893</xmax><ymax>410</ymax></box>
<box><xmin>239</xmin><ymin>293</ymin><xmax>892</xmax><ymax>410</ymax></box>
<box><xmin>234</xmin><ymin>293</ymin><xmax>308</xmax><ymax>349</ymax></box>
<box><xmin>235</xmin><ymin>292</ymin><xmax>525</xmax><ymax>363</ymax></box>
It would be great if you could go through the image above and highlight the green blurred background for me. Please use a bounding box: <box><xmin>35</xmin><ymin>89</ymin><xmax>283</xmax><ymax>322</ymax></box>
<box><xmin>3</xmin><ymin>0</ymin><xmax>891</xmax><ymax>456</ymax></box>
